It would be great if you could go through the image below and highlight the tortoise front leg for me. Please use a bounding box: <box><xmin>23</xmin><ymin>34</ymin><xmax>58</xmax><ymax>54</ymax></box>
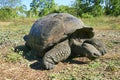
<box><xmin>43</xmin><ymin>40</ymin><xmax>71</xmax><ymax>70</ymax></box>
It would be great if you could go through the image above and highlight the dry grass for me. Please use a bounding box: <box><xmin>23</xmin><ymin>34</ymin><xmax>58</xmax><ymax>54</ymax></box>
<box><xmin>0</xmin><ymin>22</ymin><xmax>13</xmax><ymax>26</ymax></box>
<box><xmin>0</xmin><ymin>17</ymin><xmax>120</xmax><ymax>80</ymax></box>
<box><xmin>82</xmin><ymin>16</ymin><xmax>120</xmax><ymax>29</ymax></box>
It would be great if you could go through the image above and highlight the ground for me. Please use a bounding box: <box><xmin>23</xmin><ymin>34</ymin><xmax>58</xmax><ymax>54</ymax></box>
<box><xmin>0</xmin><ymin>19</ymin><xmax>120</xmax><ymax>80</ymax></box>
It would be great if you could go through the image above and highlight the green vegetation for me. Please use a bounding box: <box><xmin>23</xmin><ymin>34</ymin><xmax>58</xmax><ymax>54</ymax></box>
<box><xmin>0</xmin><ymin>16</ymin><xmax>119</xmax><ymax>63</ymax></box>
<box><xmin>0</xmin><ymin>15</ymin><xmax>119</xmax><ymax>79</ymax></box>
<box><xmin>5</xmin><ymin>51</ymin><xmax>23</xmax><ymax>63</ymax></box>
<box><xmin>0</xmin><ymin>0</ymin><xmax>120</xmax><ymax>80</ymax></box>
<box><xmin>48</xmin><ymin>59</ymin><xmax>120</xmax><ymax>80</ymax></box>
<box><xmin>0</xmin><ymin>0</ymin><xmax>120</xmax><ymax>21</ymax></box>
<box><xmin>82</xmin><ymin>16</ymin><xmax>120</xmax><ymax>29</ymax></box>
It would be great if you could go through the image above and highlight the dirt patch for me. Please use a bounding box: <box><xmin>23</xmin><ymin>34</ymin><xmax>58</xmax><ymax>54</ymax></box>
<box><xmin>0</xmin><ymin>29</ymin><xmax>120</xmax><ymax>80</ymax></box>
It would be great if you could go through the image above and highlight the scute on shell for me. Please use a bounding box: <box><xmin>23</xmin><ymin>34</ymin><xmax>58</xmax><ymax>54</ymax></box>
<box><xmin>24</xmin><ymin>13</ymin><xmax>94</xmax><ymax>54</ymax></box>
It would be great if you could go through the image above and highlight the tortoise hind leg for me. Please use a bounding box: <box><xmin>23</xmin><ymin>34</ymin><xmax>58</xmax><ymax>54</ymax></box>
<box><xmin>43</xmin><ymin>40</ymin><xmax>71</xmax><ymax>70</ymax></box>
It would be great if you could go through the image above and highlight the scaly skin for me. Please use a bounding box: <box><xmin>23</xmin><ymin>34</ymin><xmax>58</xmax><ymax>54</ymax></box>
<box><xmin>70</xmin><ymin>38</ymin><xmax>106</xmax><ymax>60</ymax></box>
<box><xmin>82</xmin><ymin>43</ymin><xmax>102</xmax><ymax>60</ymax></box>
<box><xmin>83</xmin><ymin>39</ymin><xmax>106</xmax><ymax>55</ymax></box>
<box><xmin>43</xmin><ymin>40</ymin><xmax>71</xmax><ymax>69</ymax></box>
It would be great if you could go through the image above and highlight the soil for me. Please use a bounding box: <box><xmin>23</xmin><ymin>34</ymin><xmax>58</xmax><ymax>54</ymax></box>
<box><xmin>0</xmin><ymin>29</ymin><xmax>120</xmax><ymax>80</ymax></box>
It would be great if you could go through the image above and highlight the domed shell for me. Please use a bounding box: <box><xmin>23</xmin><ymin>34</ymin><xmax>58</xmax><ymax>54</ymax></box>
<box><xmin>24</xmin><ymin>13</ymin><xmax>94</xmax><ymax>53</ymax></box>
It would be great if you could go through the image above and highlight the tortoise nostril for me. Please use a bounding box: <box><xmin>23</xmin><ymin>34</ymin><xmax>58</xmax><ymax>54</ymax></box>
<box><xmin>93</xmin><ymin>53</ymin><xmax>100</xmax><ymax>57</ymax></box>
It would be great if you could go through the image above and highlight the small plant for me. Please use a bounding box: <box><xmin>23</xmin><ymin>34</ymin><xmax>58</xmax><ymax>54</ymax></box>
<box><xmin>5</xmin><ymin>53</ymin><xmax>23</xmax><ymax>62</ymax></box>
<box><xmin>49</xmin><ymin>73</ymin><xmax>58</xmax><ymax>80</ymax></box>
<box><xmin>110</xmin><ymin>24</ymin><xmax>119</xmax><ymax>30</ymax></box>
<box><xmin>82</xmin><ymin>13</ymin><xmax>93</xmax><ymax>18</ymax></box>
<box><xmin>106</xmin><ymin>41</ymin><xmax>114</xmax><ymax>48</ymax></box>
<box><xmin>88</xmin><ymin>60</ymin><xmax>101</xmax><ymax>68</ymax></box>
<box><xmin>105</xmin><ymin>60</ymin><xmax>119</xmax><ymax>72</ymax></box>
<box><xmin>5</xmin><ymin>47</ymin><xmax>24</xmax><ymax>62</ymax></box>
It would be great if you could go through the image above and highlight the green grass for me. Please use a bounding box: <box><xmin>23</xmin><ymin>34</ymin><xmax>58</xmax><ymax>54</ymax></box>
<box><xmin>82</xmin><ymin>16</ymin><xmax>120</xmax><ymax>29</ymax></box>
<box><xmin>5</xmin><ymin>52</ymin><xmax>23</xmax><ymax>62</ymax></box>
<box><xmin>48</xmin><ymin>59</ymin><xmax>120</xmax><ymax>80</ymax></box>
<box><xmin>5</xmin><ymin>47</ymin><xmax>24</xmax><ymax>62</ymax></box>
<box><xmin>0</xmin><ymin>19</ymin><xmax>33</xmax><ymax>63</ymax></box>
<box><xmin>0</xmin><ymin>16</ymin><xmax>120</xmax><ymax>80</ymax></box>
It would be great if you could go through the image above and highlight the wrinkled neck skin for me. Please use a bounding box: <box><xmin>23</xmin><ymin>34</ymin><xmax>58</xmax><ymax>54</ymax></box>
<box><xmin>70</xmin><ymin>39</ymin><xmax>87</xmax><ymax>57</ymax></box>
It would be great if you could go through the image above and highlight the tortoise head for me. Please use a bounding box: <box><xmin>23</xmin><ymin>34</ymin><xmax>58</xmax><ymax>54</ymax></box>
<box><xmin>70</xmin><ymin>38</ymin><xmax>106</xmax><ymax>60</ymax></box>
<box><xmin>82</xmin><ymin>43</ymin><xmax>102</xmax><ymax>60</ymax></box>
<box><xmin>82</xmin><ymin>39</ymin><xmax>107</xmax><ymax>60</ymax></box>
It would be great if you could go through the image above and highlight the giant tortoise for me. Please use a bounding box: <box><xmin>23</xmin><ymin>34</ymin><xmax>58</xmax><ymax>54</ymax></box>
<box><xmin>24</xmin><ymin>13</ymin><xmax>106</xmax><ymax>69</ymax></box>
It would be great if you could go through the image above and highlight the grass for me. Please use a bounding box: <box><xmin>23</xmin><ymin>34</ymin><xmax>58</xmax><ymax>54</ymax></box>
<box><xmin>0</xmin><ymin>20</ymin><xmax>32</xmax><ymax>63</ymax></box>
<box><xmin>82</xmin><ymin>16</ymin><xmax>120</xmax><ymax>29</ymax></box>
<box><xmin>5</xmin><ymin>52</ymin><xmax>23</xmax><ymax>63</ymax></box>
<box><xmin>0</xmin><ymin>16</ymin><xmax>120</xmax><ymax>80</ymax></box>
<box><xmin>48</xmin><ymin>59</ymin><xmax>120</xmax><ymax>80</ymax></box>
